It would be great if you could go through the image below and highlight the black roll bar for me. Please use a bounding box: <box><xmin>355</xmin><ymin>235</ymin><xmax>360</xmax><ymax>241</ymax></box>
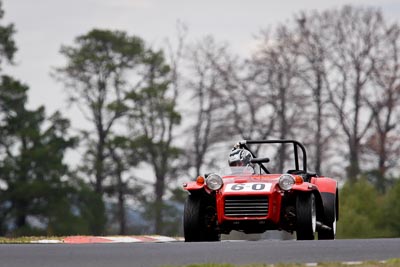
<box><xmin>238</xmin><ymin>139</ymin><xmax>307</xmax><ymax>173</ymax></box>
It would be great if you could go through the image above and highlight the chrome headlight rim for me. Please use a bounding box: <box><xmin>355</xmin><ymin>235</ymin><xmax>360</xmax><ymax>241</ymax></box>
<box><xmin>206</xmin><ymin>173</ymin><xmax>223</xmax><ymax>191</ymax></box>
<box><xmin>278</xmin><ymin>174</ymin><xmax>295</xmax><ymax>191</ymax></box>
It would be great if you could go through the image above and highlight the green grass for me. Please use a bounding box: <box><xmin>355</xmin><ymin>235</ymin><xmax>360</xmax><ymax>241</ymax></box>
<box><xmin>162</xmin><ymin>259</ymin><xmax>400</xmax><ymax>267</ymax></box>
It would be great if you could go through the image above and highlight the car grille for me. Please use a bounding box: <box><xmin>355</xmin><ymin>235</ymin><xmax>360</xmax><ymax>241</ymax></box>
<box><xmin>224</xmin><ymin>196</ymin><xmax>269</xmax><ymax>217</ymax></box>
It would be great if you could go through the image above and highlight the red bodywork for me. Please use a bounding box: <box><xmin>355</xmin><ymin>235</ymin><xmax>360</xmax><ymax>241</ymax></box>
<box><xmin>184</xmin><ymin>172</ymin><xmax>337</xmax><ymax>234</ymax></box>
<box><xmin>183</xmin><ymin>140</ymin><xmax>339</xmax><ymax>238</ymax></box>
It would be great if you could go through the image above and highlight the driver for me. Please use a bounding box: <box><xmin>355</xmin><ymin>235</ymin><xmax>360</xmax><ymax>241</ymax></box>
<box><xmin>228</xmin><ymin>148</ymin><xmax>253</xmax><ymax>167</ymax></box>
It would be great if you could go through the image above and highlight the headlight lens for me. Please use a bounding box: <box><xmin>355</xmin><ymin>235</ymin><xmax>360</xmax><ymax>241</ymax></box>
<box><xmin>206</xmin><ymin>174</ymin><xmax>223</xmax><ymax>191</ymax></box>
<box><xmin>278</xmin><ymin>174</ymin><xmax>295</xmax><ymax>191</ymax></box>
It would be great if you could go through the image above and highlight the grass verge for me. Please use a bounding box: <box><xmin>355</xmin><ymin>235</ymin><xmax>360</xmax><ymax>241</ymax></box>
<box><xmin>0</xmin><ymin>236</ymin><xmax>63</xmax><ymax>243</ymax></box>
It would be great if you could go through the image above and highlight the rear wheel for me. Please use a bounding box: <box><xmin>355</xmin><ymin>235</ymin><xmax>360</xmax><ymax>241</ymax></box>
<box><xmin>318</xmin><ymin>194</ymin><xmax>337</xmax><ymax>240</ymax></box>
<box><xmin>296</xmin><ymin>193</ymin><xmax>316</xmax><ymax>240</ymax></box>
<box><xmin>318</xmin><ymin>211</ymin><xmax>336</xmax><ymax>240</ymax></box>
<box><xmin>183</xmin><ymin>194</ymin><xmax>220</xmax><ymax>242</ymax></box>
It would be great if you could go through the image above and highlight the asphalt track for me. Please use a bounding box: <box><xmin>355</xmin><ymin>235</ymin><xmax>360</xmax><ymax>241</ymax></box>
<box><xmin>0</xmin><ymin>238</ymin><xmax>399</xmax><ymax>267</ymax></box>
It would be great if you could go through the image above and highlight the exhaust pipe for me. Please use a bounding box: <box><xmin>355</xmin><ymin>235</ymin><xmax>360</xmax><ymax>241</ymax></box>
<box><xmin>316</xmin><ymin>221</ymin><xmax>332</xmax><ymax>231</ymax></box>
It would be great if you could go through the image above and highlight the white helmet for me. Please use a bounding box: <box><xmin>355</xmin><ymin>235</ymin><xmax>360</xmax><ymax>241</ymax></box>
<box><xmin>228</xmin><ymin>148</ymin><xmax>253</xmax><ymax>167</ymax></box>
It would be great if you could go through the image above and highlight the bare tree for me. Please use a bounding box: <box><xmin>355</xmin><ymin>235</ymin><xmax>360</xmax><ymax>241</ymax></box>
<box><xmin>184</xmin><ymin>33</ymin><xmax>278</xmax><ymax>176</ymax></box>
<box><xmin>222</xmin><ymin>55</ymin><xmax>276</xmax><ymax>144</ymax></box>
<box><xmin>104</xmin><ymin>135</ymin><xmax>143</xmax><ymax>235</ymax></box>
<box><xmin>185</xmin><ymin>37</ymin><xmax>232</xmax><ymax>176</ymax></box>
<box><xmin>364</xmin><ymin>23</ymin><xmax>400</xmax><ymax>191</ymax></box>
<box><xmin>181</xmin><ymin>5</ymin><xmax>400</xmax><ymax>190</ymax></box>
<box><xmin>294</xmin><ymin>12</ymin><xmax>337</xmax><ymax>175</ymax></box>
<box><xmin>126</xmin><ymin>48</ymin><xmax>181</xmax><ymax>234</ymax></box>
<box><xmin>324</xmin><ymin>6</ymin><xmax>384</xmax><ymax>182</ymax></box>
<box><xmin>250</xmin><ymin>26</ymin><xmax>308</xmax><ymax>172</ymax></box>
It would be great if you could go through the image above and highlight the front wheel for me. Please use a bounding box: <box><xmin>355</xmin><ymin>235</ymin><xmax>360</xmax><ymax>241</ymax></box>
<box><xmin>296</xmin><ymin>193</ymin><xmax>316</xmax><ymax>240</ymax></box>
<box><xmin>183</xmin><ymin>194</ymin><xmax>220</xmax><ymax>242</ymax></box>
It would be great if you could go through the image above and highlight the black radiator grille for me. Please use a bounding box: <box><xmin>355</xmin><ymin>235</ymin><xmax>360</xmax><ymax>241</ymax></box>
<box><xmin>224</xmin><ymin>196</ymin><xmax>269</xmax><ymax>217</ymax></box>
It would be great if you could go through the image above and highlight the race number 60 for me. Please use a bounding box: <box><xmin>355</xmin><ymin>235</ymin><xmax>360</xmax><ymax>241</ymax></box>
<box><xmin>225</xmin><ymin>183</ymin><xmax>272</xmax><ymax>192</ymax></box>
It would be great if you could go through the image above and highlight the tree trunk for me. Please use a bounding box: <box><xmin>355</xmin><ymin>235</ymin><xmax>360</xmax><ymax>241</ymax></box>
<box><xmin>95</xmin><ymin>131</ymin><xmax>106</xmax><ymax>194</ymax></box>
<box><xmin>15</xmin><ymin>200</ymin><xmax>28</xmax><ymax>230</ymax></box>
<box><xmin>154</xmin><ymin>175</ymin><xmax>165</xmax><ymax>234</ymax></box>
<box><xmin>117</xmin><ymin>165</ymin><xmax>126</xmax><ymax>235</ymax></box>
<box><xmin>314</xmin><ymin>74</ymin><xmax>323</xmax><ymax>175</ymax></box>
<box><xmin>278</xmin><ymin>76</ymin><xmax>287</xmax><ymax>173</ymax></box>
<box><xmin>347</xmin><ymin>139</ymin><xmax>360</xmax><ymax>183</ymax></box>
<box><xmin>376</xmin><ymin>133</ymin><xmax>387</xmax><ymax>193</ymax></box>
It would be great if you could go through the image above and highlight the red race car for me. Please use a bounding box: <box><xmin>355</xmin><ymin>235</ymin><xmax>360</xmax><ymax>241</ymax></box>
<box><xmin>183</xmin><ymin>140</ymin><xmax>338</xmax><ymax>241</ymax></box>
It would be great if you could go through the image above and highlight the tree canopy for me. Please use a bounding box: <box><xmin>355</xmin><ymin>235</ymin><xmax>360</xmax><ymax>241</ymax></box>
<box><xmin>1</xmin><ymin>3</ymin><xmax>400</xmax><ymax>237</ymax></box>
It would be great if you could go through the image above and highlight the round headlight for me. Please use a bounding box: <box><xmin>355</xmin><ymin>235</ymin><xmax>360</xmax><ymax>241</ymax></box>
<box><xmin>278</xmin><ymin>174</ymin><xmax>295</xmax><ymax>191</ymax></box>
<box><xmin>206</xmin><ymin>174</ymin><xmax>223</xmax><ymax>191</ymax></box>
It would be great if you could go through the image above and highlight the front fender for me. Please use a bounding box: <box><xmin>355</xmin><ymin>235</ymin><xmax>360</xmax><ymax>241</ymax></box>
<box><xmin>311</xmin><ymin>177</ymin><xmax>337</xmax><ymax>194</ymax></box>
<box><xmin>292</xmin><ymin>184</ymin><xmax>324</xmax><ymax>224</ymax></box>
<box><xmin>311</xmin><ymin>177</ymin><xmax>338</xmax><ymax>223</ymax></box>
<box><xmin>183</xmin><ymin>181</ymin><xmax>213</xmax><ymax>195</ymax></box>
<box><xmin>183</xmin><ymin>181</ymin><xmax>205</xmax><ymax>191</ymax></box>
<box><xmin>292</xmin><ymin>182</ymin><xmax>314</xmax><ymax>191</ymax></box>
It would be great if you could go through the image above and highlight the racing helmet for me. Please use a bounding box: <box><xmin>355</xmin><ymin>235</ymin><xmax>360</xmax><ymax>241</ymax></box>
<box><xmin>228</xmin><ymin>148</ymin><xmax>253</xmax><ymax>167</ymax></box>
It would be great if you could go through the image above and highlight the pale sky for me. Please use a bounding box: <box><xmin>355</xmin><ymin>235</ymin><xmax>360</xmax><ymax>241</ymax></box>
<box><xmin>2</xmin><ymin>0</ymin><xmax>400</xmax><ymax>130</ymax></box>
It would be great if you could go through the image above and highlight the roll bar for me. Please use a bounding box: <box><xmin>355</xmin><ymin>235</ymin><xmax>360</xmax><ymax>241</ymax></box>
<box><xmin>238</xmin><ymin>139</ymin><xmax>308</xmax><ymax>173</ymax></box>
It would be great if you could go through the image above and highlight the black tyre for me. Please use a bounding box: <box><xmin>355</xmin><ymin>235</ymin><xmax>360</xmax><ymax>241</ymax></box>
<box><xmin>318</xmin><ymin>194</ymin><xmax>337</xmax><ymax>240</ymax></box>
<box><xmin>318</xmin><ymin>210</ymin><xmax>336</xmax><ymax>240</ymax></box>
<box><xmin>183</xmin><ymin>194</ymin><xmax>220</xmax><ymax>242</ymax></box>
<box><xmin>296</xmin><ymin>193</ymin><xmax>316</xmax><ymax>240</ymax></box>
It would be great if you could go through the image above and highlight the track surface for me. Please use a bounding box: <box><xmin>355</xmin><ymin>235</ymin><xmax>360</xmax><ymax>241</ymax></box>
<box><xmin>1</xmin><ymin>238</ymin><xmax>399</xmax><ymax>267</ymax></box>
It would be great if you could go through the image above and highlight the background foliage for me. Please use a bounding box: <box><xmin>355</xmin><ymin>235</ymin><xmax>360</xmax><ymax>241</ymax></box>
<box><xmin>0</xmin><ymin>0</ymin><xmax>399</xmax><ymax>238</ymax></box>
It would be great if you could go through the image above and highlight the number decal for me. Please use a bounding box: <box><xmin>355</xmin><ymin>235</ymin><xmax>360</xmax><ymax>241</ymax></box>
<box><xmin>252</xmin><ymin>183</ymin><xmax>265</xmax><ymax>190</ymax></box>
<box><xmin>224</xmin><ymin>183</ymin><xmax>272</xmax><ymax>192</ymax></box>
<box><xmin>231</xmin><ymin>184</ymin><xmax>245</xmax><ymax>190</ymax></box>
